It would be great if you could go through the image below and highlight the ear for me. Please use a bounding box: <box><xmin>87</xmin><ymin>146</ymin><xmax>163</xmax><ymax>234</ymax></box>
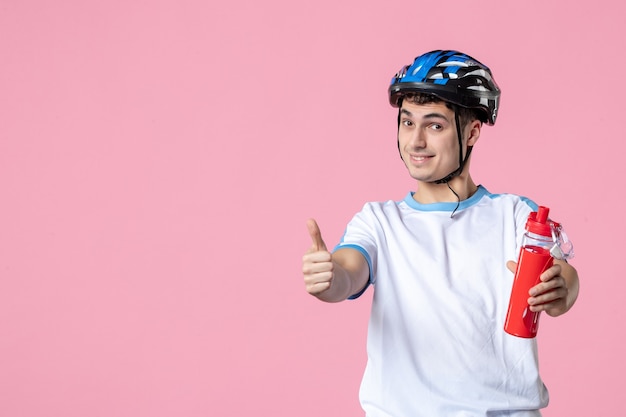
<box><xmin>466</xmin><ymin>120</ymin><xmax>482</xmax><ymax>146</ymax></box>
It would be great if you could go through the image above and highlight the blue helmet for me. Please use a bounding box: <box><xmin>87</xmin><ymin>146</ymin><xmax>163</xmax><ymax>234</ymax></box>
<box><xmin>388</xmin><ymin>50</ymin><xmax>501</xmax><ymax>125</ymax></box>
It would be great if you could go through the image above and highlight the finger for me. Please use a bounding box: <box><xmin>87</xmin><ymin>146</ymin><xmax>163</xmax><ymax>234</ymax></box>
<box><xmin>303</xmin><ymin>268</ymin><xmax>334</xmax><ymax>295</ymax></box>
<box><xmin>304</xmin><ymin>269</ymin><xmax>333</xmax><ymax>285</ymax></box>
<box><xmin>306</xmin><ymin>218</ymin><xmax>327</xmax><ymax>252</ymax></box>
<box><xmin>529</xmin><ymin>298</ymin><xmax>565</xmax><ymax>316</ymax></box>
<box><xmin>529</xmin><ymin>300</ymin><xmax>563</xmax><ymax>314</ymax></box>
<box><xmin>506</xmin><ymin>260</ymin><xmax>517</xmax><ymax>274</ymax></box>
<box><xmin>529</xmin><ymin>286</ymin><xmax>567</xmax><ymax>304</ymax></box>
<box><xmin>302</xmin><ymin>253</ymin><xmax>333</xmax><ymax>274</ymax></box>
<box><xmin>306</xmin><ymin>280</ymin><xmax>332</xmax><ymax>295</ymax></box>
<box><xmin>539</xmin><ymin>263</ymin><xmax>561</xmax><ymax>282</ymax></box>
<box><xmin>530</xmin><ymin>275</ymin><xmax>565</xmax><ymax>297</ymax></box>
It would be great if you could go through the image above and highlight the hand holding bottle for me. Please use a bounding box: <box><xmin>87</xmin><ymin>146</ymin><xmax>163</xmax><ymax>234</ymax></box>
<box><xmin>506</xmin><ymin>260</ymin><xmax>570</xmax><ymax>317</ymax></box>
<box><xmin>504</xmin><ymin>206</ymin><xmax>555</xmax><ymax>338</ymax></box>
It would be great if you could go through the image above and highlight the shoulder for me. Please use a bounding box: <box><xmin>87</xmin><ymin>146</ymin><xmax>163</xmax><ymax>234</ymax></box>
<box><xmin>479</xmin><ymin>187</ymin><xmax>538</xmax><ymax>210</ymax></box>
<box><xmin>344</xmin><ymin>196</ymin><xmax>411</xmax><ymax>235</ymax></box>
<box><xmin>476</xmin><ymin>188</ymin><xmax>539</xmax><ymax>229</ymax></box>
<box><xmin>356</xmin><ymin>194</ymin><xmax>411</xmax><ymax>215</ymax></box>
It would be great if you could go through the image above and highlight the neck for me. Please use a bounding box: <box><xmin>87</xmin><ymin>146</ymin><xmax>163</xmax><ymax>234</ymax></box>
<box><xmin>412</xmin><ymin>175</ymin><xmax>478</xmax><ymax>204</ymax></box>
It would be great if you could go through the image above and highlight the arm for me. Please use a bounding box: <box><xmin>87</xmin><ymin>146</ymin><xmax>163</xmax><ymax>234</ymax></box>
<box><xmin>507</xmin><ymin>259</ymin><xmax>580</xmax><ymax>317</ymax></box>
<box><xmin>302</xmin><ymin>219</ymin><xmax>370</xmax><ymax>303</ymax></box>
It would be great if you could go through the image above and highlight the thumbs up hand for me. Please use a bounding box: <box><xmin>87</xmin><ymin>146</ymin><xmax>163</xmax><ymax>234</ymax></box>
<box><xmin>302</xmin><ymin>219</ymin><xmax>334</xmax><ymax>295</ymax></box>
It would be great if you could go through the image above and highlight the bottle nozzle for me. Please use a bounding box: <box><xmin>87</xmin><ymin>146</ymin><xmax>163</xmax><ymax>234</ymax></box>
<box><xmin>536</xmin><ymin>206</ymin><xmax>549</xmax><ymax>224</ymax></box>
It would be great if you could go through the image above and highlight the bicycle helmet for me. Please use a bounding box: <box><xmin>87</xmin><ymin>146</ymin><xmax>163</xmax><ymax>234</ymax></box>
<box><xmin>389</xmin><ymin>50</ymin><xmax>500</xmax><ymax>125</ymax></box>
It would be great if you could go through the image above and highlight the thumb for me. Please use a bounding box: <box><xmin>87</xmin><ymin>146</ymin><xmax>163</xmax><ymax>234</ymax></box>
<box><xmin>306</xmin><ymin>218</ymin><xmax>327</xmax><ymax>252</ymax></box>
<box><xmin>506</xmin><ymin>260</ymin><xmax>517</xmax><ymax>274</ymax></box>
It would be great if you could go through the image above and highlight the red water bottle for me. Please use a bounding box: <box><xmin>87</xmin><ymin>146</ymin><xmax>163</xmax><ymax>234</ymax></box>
<box><xmin>504</xmin><ymin>206</ymin><xmax>554</xmax><ymax>338</ymax></box>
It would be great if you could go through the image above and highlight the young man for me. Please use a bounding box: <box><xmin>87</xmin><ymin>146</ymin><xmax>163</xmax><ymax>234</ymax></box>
<box><xmin>301</xmin><ymin>50</ymin><xmax>579</xmax><ymax>416</ymax></box>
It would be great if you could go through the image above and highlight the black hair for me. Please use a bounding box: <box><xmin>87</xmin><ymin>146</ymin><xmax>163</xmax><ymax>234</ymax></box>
<box><xmin>400</xmin><ymin>93</ymin><xmax>482</xmax><ymax>129</ymax></box>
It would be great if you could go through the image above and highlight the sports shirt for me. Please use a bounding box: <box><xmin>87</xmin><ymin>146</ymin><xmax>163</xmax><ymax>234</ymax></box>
<box><xmin>335</xmin><ymin>186</ymin><xmax>549</xmax><ymax>417</ymax></box>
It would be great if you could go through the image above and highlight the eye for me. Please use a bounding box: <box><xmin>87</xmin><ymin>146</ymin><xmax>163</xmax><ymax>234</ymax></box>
<box><xmin>430</xmin><ymin>123</ymin><xmax>443</xmax><ymax>131</ymax></box>
<box><xmin>401</xmin><ymin>119</ymin><xmax>414</xmax><ymax>127</ymax></box>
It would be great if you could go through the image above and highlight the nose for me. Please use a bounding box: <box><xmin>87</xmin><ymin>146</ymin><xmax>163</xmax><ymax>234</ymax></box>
<box><xmin>403</xmin><ymin>127</ymin><xmax>426</xmax><ymax>149</ymax></box>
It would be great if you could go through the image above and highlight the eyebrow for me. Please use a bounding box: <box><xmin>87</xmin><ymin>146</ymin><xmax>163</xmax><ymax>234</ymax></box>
<box><xmin>400</xmin><ymin>108</ymin><xmax>450</xmax><ymax>122</ymax></box>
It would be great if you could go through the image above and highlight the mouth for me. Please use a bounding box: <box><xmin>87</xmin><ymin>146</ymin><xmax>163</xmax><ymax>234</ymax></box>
<box><xmin>409</xmin><ymin>154</ymin><xmax>434</xmax><ymax>163</ymax></box>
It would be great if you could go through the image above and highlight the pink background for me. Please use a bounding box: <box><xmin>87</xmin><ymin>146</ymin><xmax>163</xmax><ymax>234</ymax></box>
<box><xmin>1</xmin><ymin>1</ymin><xmax>622</xmax><ymax>416</ymax></box>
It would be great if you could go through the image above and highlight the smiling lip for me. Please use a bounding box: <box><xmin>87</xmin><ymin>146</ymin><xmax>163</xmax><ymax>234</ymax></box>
<box><xmin>409</xmin><ymin>154</ymin><xmax>434</xmax><ymax>164</ymax></box>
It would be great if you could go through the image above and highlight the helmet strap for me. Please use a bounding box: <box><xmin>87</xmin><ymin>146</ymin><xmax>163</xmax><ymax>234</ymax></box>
<box><xmin>433</xmin><ymin>111</ymin><xmax>472</xmax><ymax>184</ymax></box>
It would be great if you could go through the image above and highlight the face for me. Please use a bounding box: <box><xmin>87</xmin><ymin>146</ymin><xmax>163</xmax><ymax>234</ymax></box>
<box><xmin>398</xmin><ymin>100</ymin><xmax>477</xmax><ymax>183</ymax></box>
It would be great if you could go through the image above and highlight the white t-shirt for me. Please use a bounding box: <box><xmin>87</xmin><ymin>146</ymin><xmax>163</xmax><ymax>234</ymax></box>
<box><xmin>335</xmin><ymin>186</ymin><xmax>549</xmax><ymax>417</ymax></box>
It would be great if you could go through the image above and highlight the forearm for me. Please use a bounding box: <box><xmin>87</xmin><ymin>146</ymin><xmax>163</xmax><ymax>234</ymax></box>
<box><xmin>314</xmin><ymin>249</ymin><xmax>369</xmax><ymax>303</ymax></box>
